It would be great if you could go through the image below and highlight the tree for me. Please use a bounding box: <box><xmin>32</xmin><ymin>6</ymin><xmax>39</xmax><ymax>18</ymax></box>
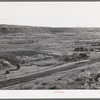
<box><xmin>1</xmin><ymin>27</ymin><xmax>8</xmax><ymax>34</ymax></box>
<box><xmin>16</xmin><ymin>63</ymin><xmax>21</xmax><ymax>70</ymax></box>
<box><xmin>79</xmin><ymin>53</ymin><xmax>88</xmax><ymax>58</ymax></box>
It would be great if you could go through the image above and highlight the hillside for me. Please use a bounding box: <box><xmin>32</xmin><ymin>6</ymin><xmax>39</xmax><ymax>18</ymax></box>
<box><xmin>0</xmin><ymin>24</ymin><xmax>100</xmax><ymax>89</ymax></box>
<box><xmin>0</xmin><ymin>24</ymin><xmax>100</xmax><ymax>54</ymax></box>
<box><xmin>0</xmin><ymin>24</ymin><xmax>85</xmax><ymax>34</ymax></box>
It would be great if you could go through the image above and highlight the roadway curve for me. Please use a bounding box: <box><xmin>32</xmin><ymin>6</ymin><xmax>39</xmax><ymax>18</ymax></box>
<box><xmin>0</xmin><ymin>58</ymin><xmax>100</xmax><ymax>88</ymax></box>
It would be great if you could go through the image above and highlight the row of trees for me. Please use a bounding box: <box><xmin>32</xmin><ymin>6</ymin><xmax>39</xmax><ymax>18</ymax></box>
<box><xmin>62</xmin><ymin>52</ymin><xmax>88</xmax><ymax>62</ymax></box>
<box><xmin>74</xmin><ymin>40</ymin><xmax>100</xmax><ymax>46</ymax></box>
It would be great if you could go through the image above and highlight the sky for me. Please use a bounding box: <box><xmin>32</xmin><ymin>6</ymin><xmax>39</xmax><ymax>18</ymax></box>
<box><xmin>0</xmin><ymin>2</ymin><xmax>100</xmax><ymax>27</ymax></box>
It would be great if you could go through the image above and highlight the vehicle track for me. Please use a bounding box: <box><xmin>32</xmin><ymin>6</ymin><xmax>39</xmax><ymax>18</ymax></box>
<box><xmin>0</xmin><ymin>58</ymin><xmax>100</xmax><ymax>88</ymax></box>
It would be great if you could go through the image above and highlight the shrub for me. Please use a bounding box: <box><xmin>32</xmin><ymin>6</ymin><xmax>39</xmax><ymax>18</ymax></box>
<box><xmin>79</xmin><ymin>53</ymin><xmax>88</xmax><ymax>58</ymax></box>
<box><xmin>74</xmin><ymin>47</ymin><xmax>88</xmax><ymax>52</ymax></box>
<box><xmin>1</xmin><ymin>27</ymin><xmax>8</xmax><ymax>34</ymax></box>
<box><xmin>49</xmin><ymin>86</ymin><xmax>58</xmax><ymax>89</ymax></box>
<box><xmin>62</xmin><ymin>53</ymin><xmax>88</xmax><ymax>62</ymax></box>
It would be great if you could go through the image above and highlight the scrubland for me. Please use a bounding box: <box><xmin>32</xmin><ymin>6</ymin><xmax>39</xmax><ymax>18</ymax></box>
<box><xmin>0</xmin><ymin>25</ymin><xmax>100</xmax><ymax>89</ymax></box>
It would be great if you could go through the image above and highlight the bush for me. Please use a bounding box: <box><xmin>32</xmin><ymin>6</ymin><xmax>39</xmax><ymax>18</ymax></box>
<box><xmin>62</xmin><ymin>53</ymin><xmax>88</xmax><ymax>62</ymax></box>
<box><xmin>49</xmin><ymin>86</ymin><xmax>58</xmax><ymax>89</ymax></box>
<box><xmin>74</xmin><ymin>47</ymin><xmax>88</xmax><ymax>52</ymax></box>
<box><xmin>1</xmin><ymin>27</ymin><xmax>8</xmax><ymax>34</ymax></box>
<box><xmin>79</xmin><ymin>53</ymin><xmax>88</xmax><ymax>58</ymax></box>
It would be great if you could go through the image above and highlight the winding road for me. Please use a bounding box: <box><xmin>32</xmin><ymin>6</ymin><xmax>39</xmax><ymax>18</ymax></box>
<box><xmin>0</xmin><ymin>58</ymin><xmax>100</xmax><ymax>88</ymax></box>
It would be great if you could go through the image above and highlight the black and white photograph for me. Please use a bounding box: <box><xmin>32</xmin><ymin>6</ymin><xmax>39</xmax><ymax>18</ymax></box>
<box><xmin>0</xmin><ymin>2</ymin><xmax>100</xmax><ymax>91</ymax></box>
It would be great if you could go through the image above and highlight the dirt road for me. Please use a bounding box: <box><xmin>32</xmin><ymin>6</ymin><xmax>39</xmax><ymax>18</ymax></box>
<box><xmin>0</xmin><ymin>58</ymin><xmax>100</xmax><ymax>88</ymax></box>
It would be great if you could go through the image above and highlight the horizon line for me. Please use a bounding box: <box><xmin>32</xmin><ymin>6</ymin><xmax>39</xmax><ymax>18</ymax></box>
<box><xmin>0</xmin><ymin>24</ymin><xmax>100</xmax><ymax>28</ymax></box>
